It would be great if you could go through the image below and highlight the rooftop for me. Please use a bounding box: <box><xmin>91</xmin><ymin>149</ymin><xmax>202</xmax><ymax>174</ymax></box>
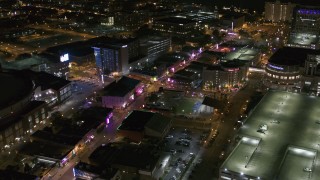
<box><xmin>288</xmin><ymin>33</ymin><xmax>319</xmax><ymax>46</ymax></box>
<box><xmin>0</xmin><ymin>169</ymin><xmax>39</xmax><ymax>180</ymax></box>
<box><xmin>268</xmin><ymin>47</ymin><xmax>320</xmax><ymax>66</ymax></box>
<box><xmin>102</xmin><ymin>76</ymin><xmax>141</xmax><ymax>97</ymax></box>
<box><xmin>118</xmin><ymin>111</ymin><xmax>155</xmax><ymax>132</ymax></box>
<box><xmin>145</xmin><ymin>113</ymin><xmax>171</xmax><ymax>134</ymax></box>
<box><xmin>0</xmin><ymin>71</ymin><xmax>34</xmax><ymax>110</ymax></box>
<box><xmin>221</xmin><ymin>91</ymin><xmax>320</xmax><ymax>179</ymax></box>
<box><xmin>223</xmin><ymin>48</ymin><xmax>259</xmax><ymax>62</ymax></box>
<box><xmin>155</xmin><ymin>17</ymin><xmax>197</xmax><ymax>24</ymax></box>
<box><xmin>174</xmin><ymin>69</ymin><xmax>198</xmax><ymax>79</ymax></box>
<box><xmin>221</xmin><ymin>60</ymin><xmax>247</xmax><ymax>68</ymax></box>
<box><xmin>89</xmin><ymin>143</ymin><xmax>159</xmax><ymax>171</ymax></box>
<box><xmin>58</xmin><ymin>107</ymin><xmax>112</xmax><ymax>138</ymax></box>
<box><xmin>19</xmin><ymin>140</ymin><xmax>73</xmax><ymax>160</ymax></box>
<box><xmin>46</xmin><ymin>36</ymin><xmax>138</xmax><ymax>56</ymax></box>
<box><xmin>35</xmin><ymin>71</ymin><xmax>71</xmax><ymax>91</ymax></box>
<box><xmin>31</xmin><ymin>130</ymin><xmax>82</xmax><ymax>147</ymax></box>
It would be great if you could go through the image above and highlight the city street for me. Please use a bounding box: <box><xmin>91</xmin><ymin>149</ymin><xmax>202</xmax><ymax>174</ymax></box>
<box><xmin>187</xmin><ymin>72</ymin><xmax>264</xmax><ymax>180</ymax></box>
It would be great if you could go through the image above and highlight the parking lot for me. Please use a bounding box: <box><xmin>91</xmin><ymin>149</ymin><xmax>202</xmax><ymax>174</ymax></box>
<box><xmin>161</xmin><ymin>127</ymin><xmax>212</xmax><ymax>180</ymax></box>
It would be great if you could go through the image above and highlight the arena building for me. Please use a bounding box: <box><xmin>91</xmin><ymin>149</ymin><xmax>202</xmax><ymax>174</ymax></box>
<box><xmin>264</xmin><ymin>47</ymin><xmax>320</xmax><ymax>91</ymax></box>
<box><xmin>0</xmin><ymin>69</ymin><xmax>48</xmax><ymax>150</ymax></box>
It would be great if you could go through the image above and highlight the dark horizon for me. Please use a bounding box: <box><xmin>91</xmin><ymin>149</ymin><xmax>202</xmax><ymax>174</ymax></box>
<box><xmin>182</xmin><ymin>0</ymin><xmax>320</xmax><ymax>13</ymax></box>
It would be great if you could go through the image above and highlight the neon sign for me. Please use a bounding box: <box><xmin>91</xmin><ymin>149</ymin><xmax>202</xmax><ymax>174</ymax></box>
<box><xmin>268</xmin><ymin>64</ymin><xmax>284</xmax><ymax>70</ymax></box>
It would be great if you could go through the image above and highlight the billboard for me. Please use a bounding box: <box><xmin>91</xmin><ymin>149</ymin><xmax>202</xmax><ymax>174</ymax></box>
<box><xmin>60</xmin><ymin>53</ymin><xmax>69</xmax><ymax>62</ymax></box>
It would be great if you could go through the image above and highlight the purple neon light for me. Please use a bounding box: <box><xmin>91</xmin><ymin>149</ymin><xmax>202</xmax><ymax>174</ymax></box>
<box><xmin>298</xmin><ymin>9</ymin><xmax>320</xmax><ymax>15</ymax></box>
<box><xmin>268</xmin><ymin>64</ymin><xmax>284</xmax><ymax>70</ymax></box>
<box><xmin>62</xmin><ymin>157</ymin><xmax>68</xmax><ymax>164</ymax></box>
<box><xmin>136</xmin><ymin>87</ymin><xmax>143</xmax><ymax>95</ymax></box>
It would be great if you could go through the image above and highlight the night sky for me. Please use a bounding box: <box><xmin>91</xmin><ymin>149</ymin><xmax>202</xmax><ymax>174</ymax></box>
<box><xmin>184</xmin><ymin>0</ymin><xmax>320</xmax><ymax>12</ymax></box>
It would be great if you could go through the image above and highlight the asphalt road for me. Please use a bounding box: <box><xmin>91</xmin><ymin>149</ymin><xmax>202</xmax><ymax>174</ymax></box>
<box><xmin>189</xmin><ymin>72</ymin><xmax>264</xmax><ymax>180</ymax></box>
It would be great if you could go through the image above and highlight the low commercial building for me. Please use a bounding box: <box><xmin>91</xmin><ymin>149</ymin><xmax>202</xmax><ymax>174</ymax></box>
<box><xmin>203</xmin><ymin>60</ymin><xmax>248</xmax><ymax>90</ymax></box>
<box><xmin>19</xmin><ymin>140</ymin><xmax>74</xmax><ymax>167</ymax></box>
<box><xmin>197</xmin><ymin>96</ymin><xmax>223</xmax><ymax>115</ymax></box>
<box><xmin>20</xmin><ymin>107</ymin><xmax>113</xmax><ymax>167</ymax></box>
<box><xmin>169</xmin><ymin>69</ymin><xmax>202</xmax><ymax>89</ymax></box>
<box><xmin>117</xmin><ymin>110</ymin><xmax>172</xmax><ymax>142</ymax></box>
<box><xmin>33</xmin><ymin>71</ymin><xmax>72</xmax><ymax>106</ymax></box>
<box><xmin>220</xmin><ymin>91</ymin><xmax>320</xmax><ymax>180</ymax></box>
<box><xmin>153</xmin><ymin>17</ymin><xmax>197</xmax><ymax>36</ymax></box>
<box><xmin>154</xmin><ymin>52</ymin><xmax>190</xmax><ymax>74</ymax></box>
<box><xmin>0</xmin><ymin>169</ymin><xmax>40</xmax><ymax>180</ymax></box>
<box><xmin>101</xmin><ymin>76</ymin><xmax>143</xmax><ymax>109</ymax></box>
<box><xmin>176</xmin><ymin>11</ymin><xmax>218</xmax><ymax>22</ymax></box>
<box><xmin>221</xmin><ymin>48</ymin><xmax>261</xmax><ymax>67</ymax></box>
<box><xmin>89</xmin><ymin>143</ymin><xmax>162</xmax><ymax>179</ymax></box>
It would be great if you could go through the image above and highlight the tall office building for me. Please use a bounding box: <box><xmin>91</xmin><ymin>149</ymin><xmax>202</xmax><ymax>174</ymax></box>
<box><xmin>291</xmin><ymin>6</ymin><xmax>320</xmax><ymax>34</ymax></box>
<box><xmin>287</xmin><ymin>6</ymin><xmax>320</xmax><ymax>49</ymax></box>
<box><xmin>93</xmin><ymin>38</ymin><xmax>140</xmax><ymax>76</ymax></box>
<box><xmin>93</xmin><ymin>45</ymin><xmax>129</xmax><ymax>76</ymax></box>
<box><xmin>264</xmin><ymin>1</ymin><xmax>295</xmax><ymax>22</ymax></box>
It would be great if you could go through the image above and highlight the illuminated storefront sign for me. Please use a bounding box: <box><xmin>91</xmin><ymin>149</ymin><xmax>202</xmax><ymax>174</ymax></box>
<box><xmin>60</xmin><ymin>53</ymin><xmax>69</xmax><ymax>62</ymax></box>
<box><xmin>227</xmin><ymin>68</ymin><xmax>239</xmax><ymax>72</ymax></box>
<box><xmin>268</xmin><ymin>64</ymin><xmax>284</xmax><ymax>70</ymax></box>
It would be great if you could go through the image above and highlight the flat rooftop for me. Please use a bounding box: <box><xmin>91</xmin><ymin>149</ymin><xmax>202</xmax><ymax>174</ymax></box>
<box><xmin>277</xmin><ymin>146</ymin><xmax>317</xmax><ymax>180</ymax></box>
<box><xmin>118</xmin><ymin>111</ymin><xmax>154</xmax><ymax>132</ymax></box>
<box><xmin>0</xmin><ymin>71</ymin><xmax>34</xmax><ymax>110</ymax></box>
<box><xmin>102</xmin><ymin>76</ymin><xmax>141</xmax><ymax>97</ymax></box>
<box><xmin>221</xmin><ymin>91</ymin><xmax>320</xmax><ymax>179</ymax></box>
<box><xmin>0</xmin><ymin>169</ymin><xmax>39</xmax><ymax>180</ymax></box>
<box><xmin>155</xmin><ymin>17</ymin><xmax>197</xmax><ymax>24</ymax></box>
<box><xmin>36</xmin><ymin>71</ymin><xmax>71</xmax><ymax>91</ymax></box>
<box><xmin>89</xmin><ymin>143</ymin><xmax>159</xmax><ymax>171</ymax></box>
<box><xmin>223</xmin><ymin>48</ymin><xmax>259</xmax><ymax>62</ymax></box>
<box><xmin>19</xmin><ymin>141</ymin><xmax>73</xmax><ymax>160</ymax></box>
<box><xmin>288</xmin><ymin>33</ymin><xmax>319</xmax><ymax>46</ymax></box>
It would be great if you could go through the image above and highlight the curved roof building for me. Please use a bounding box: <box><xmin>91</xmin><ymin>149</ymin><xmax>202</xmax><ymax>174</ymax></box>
<box><xmin>265</xmin><ymin>47</ymin><xmax>320</xmax><ymax>89</ymax></box>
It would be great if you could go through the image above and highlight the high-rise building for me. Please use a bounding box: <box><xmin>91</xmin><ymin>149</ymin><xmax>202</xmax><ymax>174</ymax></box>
<box><xmin>264</xmin><ymin>1</ymin><xmax>296</xmax><ymax>22</ymax></box>
<box><xmin>287</xmin><ymin>6</ymin><xmax>320</xmax><ymax>49</ymax></box>
<box><xmin>93</xmin><ymin>45</ymin><xmax>129</xmax><ymax>76</ymax></box>
<box><xmin>291</xmin><ymin>6</ymin><xmax>320</xmax><ymax>35</ymax></box>
<box><xmin>139</xmin><ymin>36</ymin><xmax>171</xmax><ymax>61</ymax></box>
<box><xmin>93</xmin><ymin>38</ymin><xmax>140</xmax><ymax>76</ymax></box>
